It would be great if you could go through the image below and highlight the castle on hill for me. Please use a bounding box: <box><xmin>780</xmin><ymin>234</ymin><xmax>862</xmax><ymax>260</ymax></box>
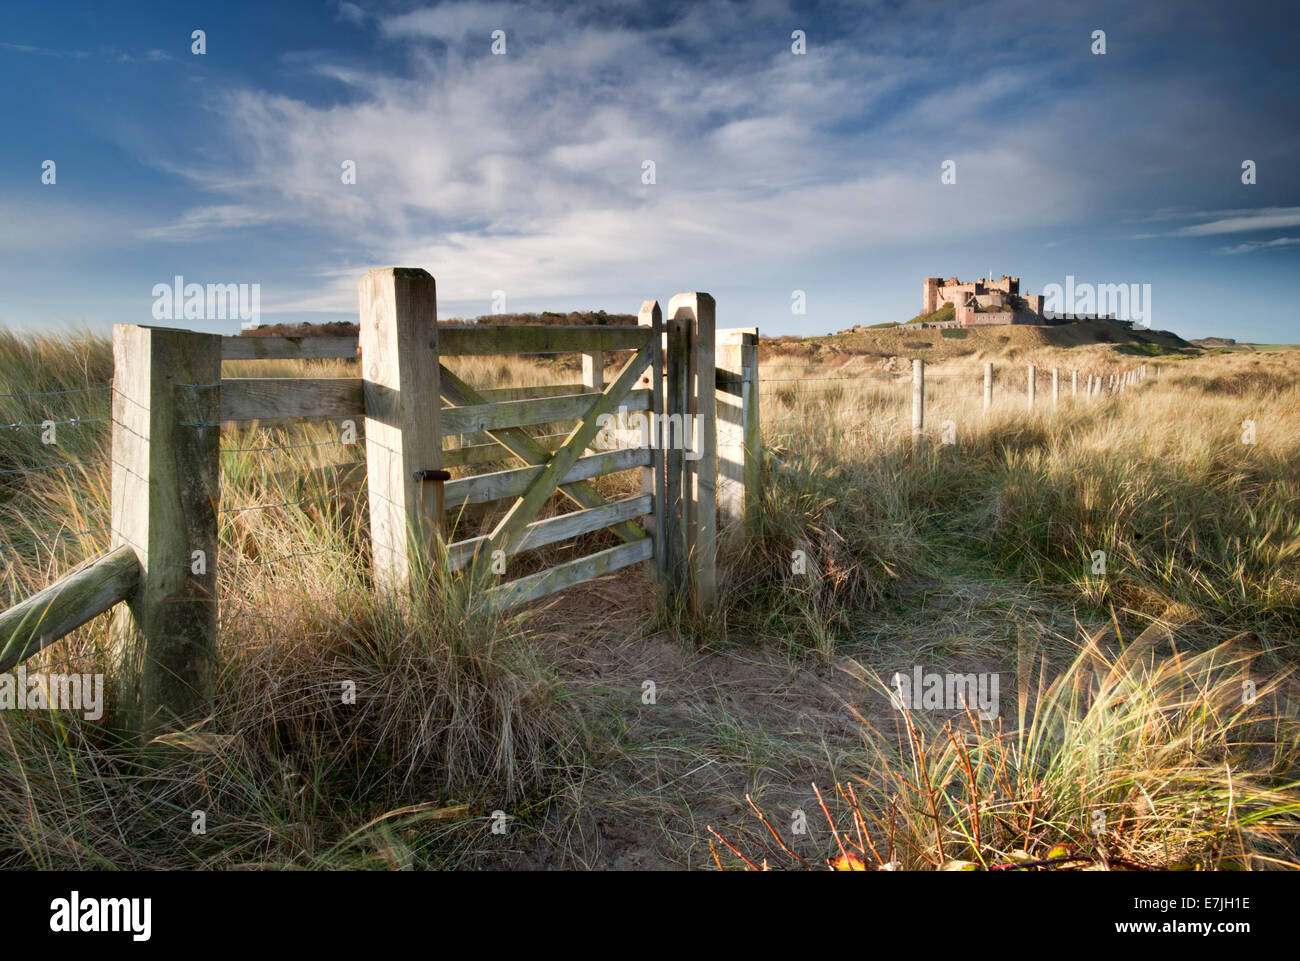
<box><xmin>922</xmin><ymin>274</ymin><xmax>1045</xmax><ymax>326</ymax></box>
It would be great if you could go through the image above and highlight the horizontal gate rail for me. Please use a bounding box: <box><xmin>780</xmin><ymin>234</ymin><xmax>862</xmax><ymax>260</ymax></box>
<box><xmin>439</xmin><ymin>364</ymin><xmax>647</xmax><ymax>545</ymax></box>
<box><xmin>444</xmin><ymin>447</ymin><xmax>651</xmax><ymax>508</ymax></box>
<box><xmin>446</xmin><ymin>493</ymin><xmax>652</xmax><ymax>571</ymax></box>
<box><xmin>220</xmin><ymin>377</ymin><xmax>364</xmax><ymax>423</ymax></box>
<box><xmin>222</xmin><ymin>336</ymin><xmax>359</xmax><ymax>361</ymax></box>
<box><xmin>444</xmin><ymin>432</ymin><xmax>567</xmax><ymax>468</ymax></box>
<box><xmin>441</xmin><ymin>387</ymin><xmax>650</xmax><ymax>436</ymax></box>
<box><xmin>439</xmin><ymin>324</ymin><xmax>651</xmax><ymax>356</ymax></box>
<box><xmin>487</xmin><ymin>538</ymin><xmax>654</xmax><ymax>609</ymax></box>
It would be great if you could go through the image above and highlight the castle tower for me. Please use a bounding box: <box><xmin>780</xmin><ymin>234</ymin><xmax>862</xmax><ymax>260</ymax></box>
<box><xmin>922</xmin><ymin>277</ymin><xmax>942</xmax><ymax>314</ymax></box>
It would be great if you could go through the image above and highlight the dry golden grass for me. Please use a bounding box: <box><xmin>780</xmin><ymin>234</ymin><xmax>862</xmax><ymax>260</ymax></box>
<box><xmin>2</xmin><ymin>328</ymin><xmax>1298</xmax><ymax>869</ymax></box>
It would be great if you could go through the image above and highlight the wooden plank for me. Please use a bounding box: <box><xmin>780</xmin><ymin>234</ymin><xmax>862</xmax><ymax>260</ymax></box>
<box><xmin>716</xmin><ymin>326</ymin><xmax>758</xmax><ymax>344</ymax></box>
<box><xmin>581</xmin><ymin>351</ymin><xmax>603</xmax><ymax>392</ymax></box>
<box><xmin>220</xmin><ymin>377</ymin><xmax>363</xmax><ymax>423</ymax></box>
<box><xmin>359</xmin><ymin>267</ymin><xmax>441</xmax><ymax>596</ymax></box>
<box><xmin>474</xmin><ymin>383</ymin><xmax>583</xmax><ymax>402</ymax></box>
<box><xmin>441</xmin><ymin>388</ymin><xmax>650</xmax><ymax>436</ymax></box>
<box><xmin>740</xmin><ymin>338</ymin><xmax>760</xmax><ymax>534</ymax></box>
<box><xmin>672</xmin><ymin>292</ymin><xmax>717</xmax><ymax>612</ymax></box>
<box><xmin>446</xmin><ymin>494</ymin><xmax>652</xmax><ymax>571</ymax></box>
<box><xmin>638</xmin><ymin>300</ymin><xmax>666</xmax><ymax>580</ymax></box>
<box><xmin>717</xmin><ymin>331</ymin><xmax>747</xmax><ymax>531</ymax></box>
<box><xmin>438</xmin><ymin>325</ymin><xmax>651</xmax><ymax>356</ymax></box>
<box><xmin>444</xmin><ymin>433</ymin><xmax>566</xmax><ymax>469</ymax></box>
<box><xmin>221</xmin><ymin>336</ymin><xmax>358</xmax><ymax>361</ymax></box>
<box><xmin>444</xmin><ymin>448</ymin><xmax>650</xmax><ymax>509</ymax></box>
<box><xmin>487</xmin><ymin>339</ymin><xmax>654</xmax><ymax>557</ymax></box>
<box><xmin>110</xmin><ymin>324</ymin><xmax>221</xmax><ymax>736</ymax></box>
<box><xmin>0</xmin><ymin>546</ymin><xmax>140</xmax><ymax>673</ymax></box>
<box><xmin>438</xmin><ymin>365</ymin><xmax>646</xmax><ymax>543</ymax></box>
<box><xmin>488</xmin><ymin>538</ymin><xmax>654</xmax><ymax>609</ymax></box>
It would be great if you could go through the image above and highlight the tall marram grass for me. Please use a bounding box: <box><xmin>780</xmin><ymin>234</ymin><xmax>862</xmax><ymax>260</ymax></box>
<box><xmin>723</xmin><ymin>352</ymin><xmax>1300</xmax><ymax>659</ymax></box>
<box><xmin>714</xmin><ymin>629</ymin><xmax>1300</xmax><ymax>870</ymax></box>
<box><xmin>0</xmin><ymin>331</ymin><xmax>589</xmax><ymax>868</ymax></box>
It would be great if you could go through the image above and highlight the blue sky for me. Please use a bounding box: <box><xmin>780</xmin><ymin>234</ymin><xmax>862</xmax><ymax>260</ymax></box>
<box><xmin>2</xmin><ymin>0</ymin><xmax>1297</xmax><ymax>341</ymax></box>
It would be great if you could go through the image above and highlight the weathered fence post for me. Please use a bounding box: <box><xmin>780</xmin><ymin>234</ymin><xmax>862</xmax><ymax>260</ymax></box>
<box><xmin>1052</xmin><ymin>367</ymin><xmax>1059</xmax><ymax>407</ymax></box>
<box><xmin>670</xmin><ymin>292</ymin><xmax>717</xmax><ymax>613</ymax></box>
<box><xmin>663</xmin><ymin>312</ymin><xmax>689</xmax><ymax>597</ymax></box>
<box><xmin>1027</xmin><ymin>364</ymin><xmax>1036</xmax><ymax>410</ymax></box>
<box><xmin>638</xmin><ymin>301</ymin><xmax>666</xmax><ymax>581</ymax></box>
<box><xmin>911</xmin><ymin>358</ymin><xmax>925</xmax><ymax>448</ymax></box>
<box><xmin>581</xmin><ymin>350</ymin><xmax>604</xmax><ymax>392</ymax></box>
<box><xmin>716</xmin><ymin>327</ymin><xmax>759</xmax><ymax>534</ymax></box>
<box><xmin>359</xmin><ymin>267</ymin><xmax>442</xmax><ymax>597</ymax></box>
<box><xmin>110</xmin><ymin>324</ymin><xmax>221</xmax><ymax>736</ymax></box>
<box><xmin>983</xmin><ymin>362</ymin><xmax>993</xmax><ymax>413</ymax></box>
<box><xmin>1072</xmin><ymin>369</ymin><xmax>1078</xmax><ymax>399</ymax></box>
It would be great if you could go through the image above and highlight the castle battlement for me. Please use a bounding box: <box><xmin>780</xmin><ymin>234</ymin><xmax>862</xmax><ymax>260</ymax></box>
<box><xmin>922</xmin><ymin>273</ymin><xmax>1046</xmax><ymax>325</ymax></box>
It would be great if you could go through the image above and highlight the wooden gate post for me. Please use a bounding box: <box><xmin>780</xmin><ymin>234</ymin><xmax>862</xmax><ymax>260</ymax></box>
<box><xmin>110</xmin><ymin>324</ymin><xmax>221</xmax><ymax>736</ymax></box>
<box><xmin>983</xmin><ymin>362</ymin><xmax>993</xmax><ymax>414</ymax></box>
<box><xmin>911</xmin><ymin>358</ymin><xmax>925</xmax><ymax>448</ymax></box>
<box><xmin>638</xmin><ymin>301</ymin><xmax>666</xmax><ymax>581</ymax></box>
<box><xmin>663</xmin><ymin>312</ymin><xmax>689</xmax><ymax>597</ymax></box>
<box><xmin>581</xmin><ymin>350</ymin><xmax>604</xmax><ymax>392</ymax></box>
<box><xmin>716</xmin><ymin>327</ymin><xmax>759</xmax><ymax>533</ymax></box>
<box><xmin>670</xmin><ymin>292</ymin><xmax>717</xmax><ymax>613</ymax></box>
<box><xmin>359</xmin><ymin>268</ymin><xmax>442</xmax><ymax>597</ymax></box>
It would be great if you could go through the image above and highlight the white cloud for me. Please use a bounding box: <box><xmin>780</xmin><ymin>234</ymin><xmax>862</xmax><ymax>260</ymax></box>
<box><xmin>1217</xmin><ymin>236</ymin><xmax>1300</xmax><ymax>255</ymax></box>
<box><xmin>140</xmin><ymin>0</ymin><xmax>1165</xmax><ymax>314</ymax></box>
<box><xmin>1169</xmin><ymin>207</ymin><xmax>1300</xmax><ymax>236</ymax></box>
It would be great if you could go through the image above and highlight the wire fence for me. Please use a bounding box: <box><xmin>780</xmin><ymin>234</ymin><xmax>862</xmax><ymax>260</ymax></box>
<box><xmin>759</xmin><ymin>363</ymin><xmax>1139</xmax><ymax>451</ymax></box>
<box><xmin>0</xmin><ymin>377</ymin><xmax>366</xmax><ymax>639</ymax></box>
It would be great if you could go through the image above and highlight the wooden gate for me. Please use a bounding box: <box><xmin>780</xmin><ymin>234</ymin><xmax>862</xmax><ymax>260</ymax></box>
<box><xmin>353</xmin><ymin>270</ymin><xmax>756</xmax><ymax>611</ymax></box>
<box><xmin>432</xmin><ymin>303</ymin><xmax>666</xmax><ymax>608</ymax></box>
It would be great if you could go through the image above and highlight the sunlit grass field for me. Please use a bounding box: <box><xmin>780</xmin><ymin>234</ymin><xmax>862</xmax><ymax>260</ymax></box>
<box><xmin>1</xmin><ymin>328</ymin><xmax>1298</xmax><ymax>869</ymax></box>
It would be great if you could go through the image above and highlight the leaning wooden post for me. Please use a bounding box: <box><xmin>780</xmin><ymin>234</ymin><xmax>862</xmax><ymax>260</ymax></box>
<box><xmin>638</xmin><ymin>301</ymin><xmax>666</xmax><ymax>581</ymax></box>
<box><xmin>911</xmin><ymin>358</ymin><xmax>925</xmax><ymax>448</ymax></box>
<box><xmin>359</xmin><ymin>267</ymin><xmax>442</xmax><ymax>597</ymax></box>
<box><xmin>1027</xmin><ymin>364</ymin><xmax>1036</xmax><ymax>410</ymax></box>
<box><xmin>983</xmin><ymin>362</ymin><xmax>993</xmax><ymax>414</ymax></box>
<box><xmin>110</xmin><ymin>324</ymin><xmax>221</xmax><ymax>736</ymax></box>
<box><xmin>670</xmin><ymin>292</ymin><xmax>717</xmax><ymax>613</ymax></box>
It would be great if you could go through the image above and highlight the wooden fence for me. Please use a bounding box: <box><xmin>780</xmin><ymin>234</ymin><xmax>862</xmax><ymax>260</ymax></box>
<box><xmin>918</xmin><ymin>358</ymin><xmax>1148</xmax><ymax>443</ymax></box>
<box><xmin>0</xmin><ymin>268</ymin><xmax>761</xmax><ymax>734</ymax></box>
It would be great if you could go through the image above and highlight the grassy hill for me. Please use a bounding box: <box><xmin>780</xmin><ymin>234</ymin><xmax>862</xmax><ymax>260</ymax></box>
<box><xmin>762</xmin><ymin>319</ymin><xmax>1193</xmax><ymax>370</ymax></box>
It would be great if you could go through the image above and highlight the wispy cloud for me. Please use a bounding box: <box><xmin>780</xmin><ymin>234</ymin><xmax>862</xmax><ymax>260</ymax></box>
<box><xmin>1217</xmin><ymin>236</ymin><xmax>1300</xmax><ymax>255</ymax></box>
<box><xmin>146</xmin><ymin>0</ymin><xmax>1125</xmax><ymax>312</ymax></box>
<box><xmin>1137</xmin><ymin>206</ymin><xmax>1300</xmax><ymax>238</ymax></box>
